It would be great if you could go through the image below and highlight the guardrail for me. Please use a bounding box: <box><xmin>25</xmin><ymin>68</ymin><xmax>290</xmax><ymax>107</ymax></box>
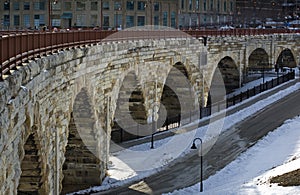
<box><xmin>0</xmin><ymin>30</ymin><xmax>116</xmax><ymax>81</ymax></box>
<box><xmin>1</xmin><ymin>28</ymin><xmax>300</xmax><ymax>81</ymax></box>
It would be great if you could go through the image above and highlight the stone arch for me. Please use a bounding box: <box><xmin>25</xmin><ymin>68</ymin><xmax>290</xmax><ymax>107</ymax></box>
<box><xmin>248</xmin><ymin>48</ymin><xmax>270</xmax><ymax>70</ymax></box>
<box><xmin>160</xmin><ymin>61</ymin><xmax>194</xmax><ymax>126</ymax></box>
<box><xmin>112</xmin><ymin>71</ymin><xmax>148</xmax><ymax>143</ymax></box>
<box><xmin>276</xmin><ymin>48</ymin><xmax>297</xmax><ymax>68</ymax></box>
<box><xmin>17</xmin><ymin>132</ymin><xmax>43</xmax><ymax>195</ymax></box>
<box><xmin>217</xmin><ymin>56</ymin><xmax>239</xmax><ymax>93</ymax></box>
<box><xmin>17</xmin><ymin>104</ymin><xmax>47</xmax><ymax>195</ymax></box>
<box><xmin>61</xmin><ymin>87</ymin><xmax>101</xmax><ymax>194</ymax></box>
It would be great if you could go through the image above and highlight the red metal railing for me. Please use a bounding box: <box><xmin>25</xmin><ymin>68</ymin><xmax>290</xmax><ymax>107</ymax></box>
<box><xmin>1</xmin><ymin>28</ymin><xmax>300</xmax><ymax>81</ymax></box>
<box><xmin>0</xmin><ymin>30</ymin><xmax>116</xmax><ymax>80</ymax></box>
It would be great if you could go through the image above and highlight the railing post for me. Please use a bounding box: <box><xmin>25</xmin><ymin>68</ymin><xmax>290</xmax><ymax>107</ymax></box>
<box><xmin>137</xmin><ymin>124</ymin><xmax>139</xmax><ymax>139</ymax></box>
<box><xmin>200</xmin><ymin>106</ymin><xmax>202</xmax><ymax>119</ymax></box>
<box><xmin>166</xmin><ymin>117</ymin><xmax>169</xmax><ymax>131</ymax></box>
<box><xmin>120</xmin><ymin>128</ymin><xmax>123</xmax><ymax>143</ymax></box>
<box><xmin>240</xmin><ymin>92</ymin><xmax>243</xmax><ymax>102</ymax></box>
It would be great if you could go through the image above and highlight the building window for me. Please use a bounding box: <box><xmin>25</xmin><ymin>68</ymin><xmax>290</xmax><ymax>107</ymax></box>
<box><xmin>52</xmin><ymin>2</ymin><xmax>61</xmax><ymax>10</ymax></box>
<box><xmin>127</xmin><ymin>1</ymin><xmax>134</xmax><ymax>10</ymax></box>
<box><xmin>126</xmin><ymin>15</ymin><xmax>134</xmax><ymax>27</ymax></box>
<box><xmin>103</xmin><ymin>16</ymin><xmax>109</xmax><ymax>29</ymax></box>
<box><xmin>24</xmin><ymin>14</ymin><xmax>30</xmax><ymax>27</ymax></box>
<box><xmin>76</xmin><ymin>2</ymin><xmax>85</xmax><ymax>11</ymax></box>
<box><xmin>210</xmin><ymin>0</ymin><xmax>213</xmax><ymax>11</ymax></box>
<box><xmin>230</xmin><ymin>1</ymin><xmax>233</xmax><ymax>12</ymax></box>
<box><xmin>137</xmin><ymin>16</ymin><xmax>145</xmax><ymax>26</ymax></box>
<box><xmin>76</xmin><ymin>14</ymin><xmax>87</xmax><ymax>26</ymax></box>
<box><xmin>103</xmin><ymin>2</ymin><xmax>109</xmax><ymax>10</ymax></box>
<box><xmin>137</xmin><ymin>1</ymin><xmax>145</xmax><ymax>10</ymax></box>
<box><xmin>24</xmin><ymin>2</ymin><xmax>30</xmax><ymax>10</ymax></box>
<box><xmin>196</xmin><ymin>0</ymin><xmax>200</xmax><ymax>10</ymax></box>
<box><xmin>4</xmin><ymin>2</ymin><xmax>10</xmax><ymax>10</ymax></box>
<box><xmin>217</xmin><ymin>0</ymin><xmax>220</xmax><ymax>12</ymax></box>
<box><xmin>114</xmin><ymin>1</ymin><xmax>122</xmax><ymax>10</ymax></box>
<box><xmin>91</xmin><ymin>15</ymin><xmax>98</xmax><ymax>26</ymax></box>
<box><xmin>14</xmin><ymin>15</ymin><xmax>20</xmax><ymax>26</ymax></box>
<box><xmin>154</xmin><ymin>2</ymin><xmax>159</xmax><ymax>11</ymax></box>
<box><xmin>171</xmin><ymin>11</ymin><xmax>176</xmax><ymax>28</ymax></box>
<box><xmin>13</xmin><ymin>2</ymin><xmax>19</xmax><ymax>10</ymax></box>
<box><xmin>224</xmin><ymin>1</ymin><xmax>227</xmax><ymax>12</ymax></box>
<box><xmin>91</xmin><ymin>2</ymin><xmax>98</xmax><ymax>11</ymax></box>
<box><xmin>52</xmin><ymin>17</ymin><xmax>61</xmax><ymax>27</ymax></box>
<box><xmin>189</xmin><ymin>0</ymin><xmax>192</xmax><ymax>10</ymax></box>
<box><xmin>3</xmin><ymin>15</ymin><xmax>9</xmax><ymax>26</ymax></box>
<box><xmin>163</xmin><ymin>12</ymin><xmax>167</xmax><ymax>26</ymax></box>
<box><xmin>34</xmin><ymin>2</ymin><xmax>45</xmax><ymax>10</ymax></box>
<box><xmin>115</xmin><ymin>13</ymin><xmax>122</xmax><ymax>28</ymax></box>
<box><xmin>34</xmin><ymin>14</ymin><xmax>45</xmax><ymax>27</ymax></box>
<box><xmin>64</xmin><ymin>2</ymin><xmax>72</xmax><ymax>10</ymax></box>
<box><xmin>154</xmin><ymin>15</ymin><xmax>159</xmax><ymax>25</ymax></box>
<box><xmin>181</xmin><ymin>0</ymin><xmax>184</xmax><ymax>9</ymax></box>
<box><xmin>204</xmin><ymin>0</ymin><xmax>206</xmax><ymax>11</ymax></box>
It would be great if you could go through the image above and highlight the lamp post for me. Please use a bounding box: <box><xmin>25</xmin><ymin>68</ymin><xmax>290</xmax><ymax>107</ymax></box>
<box><xmin>151</xmin><ymin>79</ymin><xmax>158</xmax><ymax>149</ymax></box>
<box><xmin>48</xmin><ymin>0</ymin><xmax>58</xmax><ymax>30</ymax></box>
<box><xmin>191</xmin><ymin>137</ymin><xmax>203</xmax><ymax>192</ymax></box>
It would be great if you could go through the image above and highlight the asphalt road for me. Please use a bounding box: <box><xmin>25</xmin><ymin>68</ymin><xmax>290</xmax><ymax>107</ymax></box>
<box><xmin>92</xmin><ymin>86</ymin><xmax>300</xmax><ymax>195</ymax></box>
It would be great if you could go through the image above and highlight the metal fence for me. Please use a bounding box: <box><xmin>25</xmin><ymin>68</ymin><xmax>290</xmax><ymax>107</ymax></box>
<box><xmin>111</xmin><ymin>71</ymin><xmax>295</xmax><ymax>143</ymax></box>
<box><xmin>0</xmin><ymin>30</ymin><xmax>115</xmax><ymax>80</ymax></box>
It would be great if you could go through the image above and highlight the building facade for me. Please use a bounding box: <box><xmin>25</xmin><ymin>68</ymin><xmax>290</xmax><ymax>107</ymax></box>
<box><xmin>1</xmin><ymin>0</ymin><xmax>235</xmax><ymax>30</ymax></box>
<box><xmin>235</xmin><ymin>0</ymin><xmax>300</xmax><ymax>27</ymax></box>
<box><xmin>178</xmin><ymin>0</ymin><xmax>236</xmax><ymax>29</ymax></box>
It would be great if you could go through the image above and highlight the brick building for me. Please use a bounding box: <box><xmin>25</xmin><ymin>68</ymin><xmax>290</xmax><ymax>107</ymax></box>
<box><xmin>0</xmin><ymin>0</ymin><xmax>236</xmax><ymax>30</ymax></box>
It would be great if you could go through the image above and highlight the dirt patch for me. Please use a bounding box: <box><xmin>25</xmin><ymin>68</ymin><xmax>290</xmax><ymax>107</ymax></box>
<box><xmin>270</xmin><ymin>169</ymin><xmax>300</xmax><ymax>186</ymax></box>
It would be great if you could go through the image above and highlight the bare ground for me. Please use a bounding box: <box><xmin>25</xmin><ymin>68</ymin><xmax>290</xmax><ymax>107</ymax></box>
<box><xmin>270</xmin><ymin>169</ymin><xmax>300</xmax><ymax>187</ymax></box>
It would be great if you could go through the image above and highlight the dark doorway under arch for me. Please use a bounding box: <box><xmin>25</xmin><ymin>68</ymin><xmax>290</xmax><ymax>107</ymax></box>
<box><xmin>62</xmin><ymin>88</ymin><xmax>101</xmax><ymax>194</ymax></box>
<box><xmin>217</xmin><ymin>56</ymin><xmax>239</xmax><ymax>93</ymax></box>
<box><xmin>248</xmin><ymin>48</ymin><xmax>270</xmax><ymax>70</ymax></box>
<box><xmin>159</xmin><ymin>62</ymin><xmax>193</xmax><ymax>128</ymax></box>
<box><xmin>276</xmin><ymin>49</ymin><xmax>297</xmax><ymax>68</ymax></box>
<box><xmin>112</xmin><ymin>71</ymin><xmax>148</xmax><ymax>143</ymax></box>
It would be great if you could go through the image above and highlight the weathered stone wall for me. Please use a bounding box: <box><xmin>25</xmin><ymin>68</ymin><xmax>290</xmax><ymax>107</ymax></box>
<box><xmin>0</xmin><ymin>33</ymin><xmax>299</xmax><ymax>194</ymax></box>
<box><xmin>0</xmin><ymin>37</ymin><xmax>206</xmax><ymax>194</ymax></box>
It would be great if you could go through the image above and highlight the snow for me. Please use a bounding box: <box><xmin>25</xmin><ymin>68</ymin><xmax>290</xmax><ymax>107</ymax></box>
<box><xmin>167</xmin><ymin>117</ymin><xmax>300</xmax><ymax>194</ymax></box>
<box><xmin>69</xmin><ymin>70</ymin><xmax>300</xmax><ymax>195</ymax></box>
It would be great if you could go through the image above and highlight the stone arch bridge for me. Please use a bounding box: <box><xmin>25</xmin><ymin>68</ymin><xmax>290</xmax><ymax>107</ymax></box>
<box><xmin>0</xmin><ymin>29</ymin><xmax>299</xmax><ymax>194</ymax></box>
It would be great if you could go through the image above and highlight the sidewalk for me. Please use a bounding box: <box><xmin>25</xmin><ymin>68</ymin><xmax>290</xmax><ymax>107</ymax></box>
<box><xmin>110</xmin><ymin>77</ymin><xmax>299</xmax><ymax>153</ymax></box>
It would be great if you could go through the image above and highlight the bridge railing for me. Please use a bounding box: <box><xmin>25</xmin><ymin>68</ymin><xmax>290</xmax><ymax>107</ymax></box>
<box><xmin>1</xmin><ymin>28</ymin><xmax>300</xmax><ymax>81</ymax></box>
<box><xmin>0</xmin><ymin>30</ymin><xmax>116</xmax><ymax>80</ymax></box>
<box><xmin>111</xmin><ymin>71</ymin><xmax>295</xmax><ymax>144</ymax></box>
<box><xmin>184</xmin><ymin>28</ymin><xmax>300</xmax><ymax>37</ymax></box>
